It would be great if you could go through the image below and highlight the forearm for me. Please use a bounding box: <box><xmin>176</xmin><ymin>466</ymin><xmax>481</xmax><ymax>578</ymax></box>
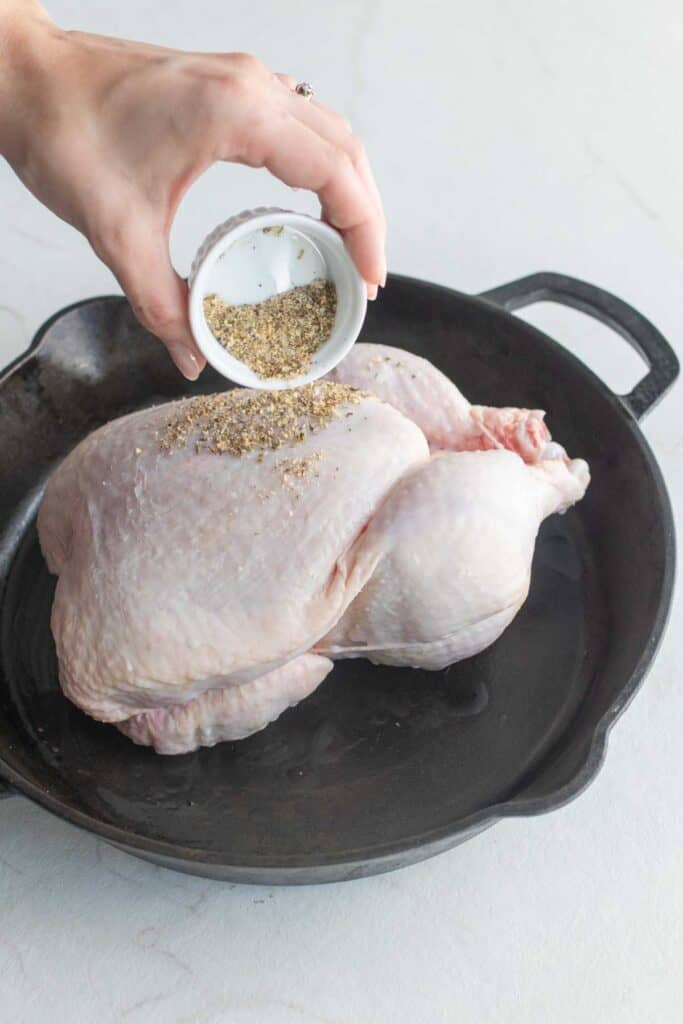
<box><xmin>0</xmin><ymin>0</ymin><xmax>47</xmax><ymax>33</ymax></box>
<box><xmin>0</xmin><ymin>1</ymin><xmax>58</xmax><ymax>163</ymax></box>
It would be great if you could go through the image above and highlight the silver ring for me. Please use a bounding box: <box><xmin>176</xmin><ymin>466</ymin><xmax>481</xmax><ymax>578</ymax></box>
<box><xmin>295</xmin><ymin>81</ymin><xmax>314</xmax><ymax>101</ymax></box>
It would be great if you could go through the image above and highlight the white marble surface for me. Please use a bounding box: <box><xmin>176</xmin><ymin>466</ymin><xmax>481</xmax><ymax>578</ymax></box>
<box><xmin>1</xmin><ymin>2</ymin><xmax>682</xmax><ymax>1021</ymax></box>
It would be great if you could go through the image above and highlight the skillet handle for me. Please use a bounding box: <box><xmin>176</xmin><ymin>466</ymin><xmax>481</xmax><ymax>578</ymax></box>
<box><xmin>479</xmin><ymin>272</ymin><xmax>679</xmax><ymax>420</ymax></box>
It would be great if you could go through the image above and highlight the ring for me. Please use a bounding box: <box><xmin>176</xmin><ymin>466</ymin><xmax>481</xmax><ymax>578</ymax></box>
<box><xmin>295</xmin><ymin>81</ymin><xmax>314</xmax><ymax>101</ymax></box>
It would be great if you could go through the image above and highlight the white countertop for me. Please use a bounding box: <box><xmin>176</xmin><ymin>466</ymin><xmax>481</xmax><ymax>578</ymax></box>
<box><xmin>1</xmin><ymin>2</ymin><xmax>681</xmax><ymax>1021</ymax></box>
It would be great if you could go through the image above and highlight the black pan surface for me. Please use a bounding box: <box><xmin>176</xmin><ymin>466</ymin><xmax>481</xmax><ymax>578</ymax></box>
<box><xmin>0</xmin><ymin>273</ymin><xmax>677</xmax><ymax>882</ymax></box>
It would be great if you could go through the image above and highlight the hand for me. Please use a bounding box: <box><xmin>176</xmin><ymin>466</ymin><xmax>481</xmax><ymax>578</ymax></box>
<box><xmin>0</xmin><ymin>3</ymin><xmax>386</xmax><ymax>379</ymax></box>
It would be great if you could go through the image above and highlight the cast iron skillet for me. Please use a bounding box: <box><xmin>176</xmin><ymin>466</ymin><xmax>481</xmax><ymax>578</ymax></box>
<box><xmin>0</xmin><ymin>272</ymin><xmax>677</xmax><ymax>883</ymax></box>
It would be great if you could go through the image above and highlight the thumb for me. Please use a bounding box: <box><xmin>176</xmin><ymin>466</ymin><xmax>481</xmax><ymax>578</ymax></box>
<box><xmin>95</xmin><ymin>224</ymin><xmax>206</xmax><ymax>381</ymax></box>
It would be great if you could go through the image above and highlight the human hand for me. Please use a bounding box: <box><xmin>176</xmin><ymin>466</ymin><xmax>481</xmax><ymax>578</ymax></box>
<box><xmin>0</xmin><ymin>3</ymin><xmax>386</xmax><ymax>379</ymax></box>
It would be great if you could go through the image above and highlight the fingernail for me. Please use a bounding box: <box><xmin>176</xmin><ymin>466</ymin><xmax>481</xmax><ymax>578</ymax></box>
<box><xmin>166</xmin><ymin>341</ymin><xmax>200</xmax><ymax>381</ymax></box>
<box><xmin>367</xmin><ymin>283</ymin><xmax>378</xmax><ymax>301</ymax></box>
<box><xmin>380</xmin><ymin>269</ymin><xmax>387</xmax><ymax>288</ymax></box>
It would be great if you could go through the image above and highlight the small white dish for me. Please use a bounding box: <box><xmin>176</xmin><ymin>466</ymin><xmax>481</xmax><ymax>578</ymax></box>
<box><xmin>188</xmin><ymin>207</ymin><xmax>367</xmax><ymax>390</ymax></box>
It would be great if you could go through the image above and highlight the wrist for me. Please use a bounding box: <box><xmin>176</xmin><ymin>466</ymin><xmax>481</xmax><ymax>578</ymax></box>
<box><xmin>0</xmin><ymin>2</ymin><xmax>60</xmax><ymax>163</ymax></box>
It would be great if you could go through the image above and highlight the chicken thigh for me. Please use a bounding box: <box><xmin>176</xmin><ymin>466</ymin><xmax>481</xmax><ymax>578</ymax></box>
<box><xmin>38</xmin><ymin>347</ymin><xmax>589</xmax><ymax>754</ymax></box>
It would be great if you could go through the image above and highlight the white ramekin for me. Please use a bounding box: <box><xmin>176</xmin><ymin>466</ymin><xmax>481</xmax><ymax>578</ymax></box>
<box><xmin>188</xmin><ymin>207</ymin><xmax>367</xmax><ymax>390</ymax></box>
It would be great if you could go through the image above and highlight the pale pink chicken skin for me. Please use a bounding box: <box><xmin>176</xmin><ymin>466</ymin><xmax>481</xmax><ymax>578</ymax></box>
<box><xmin>38</xmin><ymin>391</ymin><xmax>427</xmax><ymax>723</ymax></box>
<box><xmin>317</xmin><ymin>449</ymin><xmax>586</xmax><ymax>668</ymax></box>
<box><xmin>327</xmin><ymin>343</ymin><xmax>552</xmax><ymax>462</ymax></box>
<box><xmin>118</xmin><ymin>654</ymin><xmax>333</xmax><ymax>756</ymax></box>
<box><xmin>38</xmin><ymin>344</ymin><xmax>589</xmax><ymax>754</ymax></box>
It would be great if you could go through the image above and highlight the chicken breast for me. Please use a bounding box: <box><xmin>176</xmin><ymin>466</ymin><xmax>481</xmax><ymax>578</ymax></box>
<box><xmin>38</xmin><ymin>385</ymin><xmax>428</xmax><ymax>723</ymax></box>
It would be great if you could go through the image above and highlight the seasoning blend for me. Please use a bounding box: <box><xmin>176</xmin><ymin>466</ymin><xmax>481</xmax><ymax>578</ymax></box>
<box><xmin>188</xmin><ymin>208</ymin><xmax>367</xmax><ymax>390</ymax></box>
<box><xmin>203</xmin><ymin>278</ymin><xmax>337</xmax><ymax>381</ymax></box>
<box><xmin>160</xmin><ymin>381</ymin><xmax>365</xmax><ymax>457</ymax></box>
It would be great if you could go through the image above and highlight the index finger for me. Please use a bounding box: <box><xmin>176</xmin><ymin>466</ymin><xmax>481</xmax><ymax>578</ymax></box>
<box><xmin>218</xmin><ymin>93</ymin><xmax>385</xmax><ymax>287</ymax></box>
<box><xmin>274</xmin><ymin>74</ymin><xmax>386</xmax><ymax>280</ymax></box>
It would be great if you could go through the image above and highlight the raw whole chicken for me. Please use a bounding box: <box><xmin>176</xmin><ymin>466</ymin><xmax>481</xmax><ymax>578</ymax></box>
<box><xmin>37</xmin><ymin>344</ymin><xmax>589</xmax><ymax>754</ymax></box>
